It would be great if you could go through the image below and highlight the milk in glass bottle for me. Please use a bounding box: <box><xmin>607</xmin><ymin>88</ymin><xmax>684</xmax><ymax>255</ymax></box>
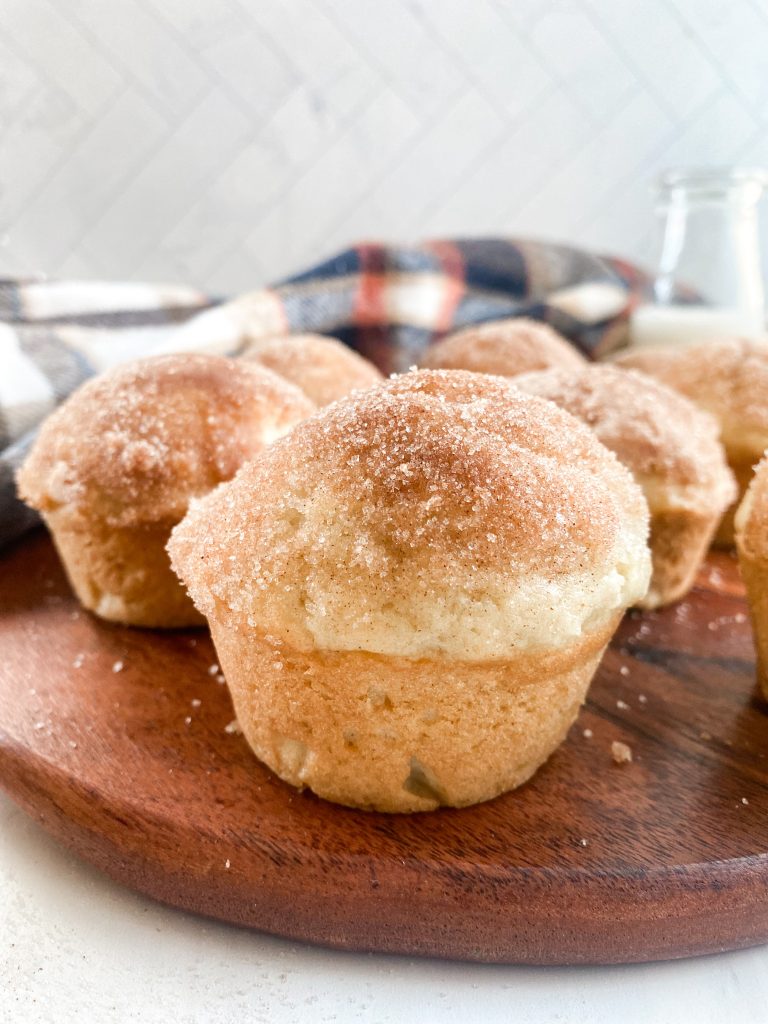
<box><xmin>629</xmin><ymin>167</ymin><xmax>768</xmax><ymax>349</ymax></box>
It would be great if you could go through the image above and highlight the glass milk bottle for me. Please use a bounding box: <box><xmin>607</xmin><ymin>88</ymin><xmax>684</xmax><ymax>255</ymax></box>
<box><xmin>629</xmin><ymin>167</ymin><xmax>768</xmax><ymax>349</ymax></box>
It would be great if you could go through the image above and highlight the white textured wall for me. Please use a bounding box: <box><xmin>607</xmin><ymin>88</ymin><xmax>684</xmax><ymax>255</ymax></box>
<box><xmin>1</xmin><ymin>0</ymin><xmax>767</xmax><ymax>295</ymax></box>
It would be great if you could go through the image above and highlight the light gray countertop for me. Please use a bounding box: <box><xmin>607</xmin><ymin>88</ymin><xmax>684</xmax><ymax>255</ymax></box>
<box><xmin>2</xmin><ymin>791</ymin><xmax>767</xmax><ymax>1024</ymax></box>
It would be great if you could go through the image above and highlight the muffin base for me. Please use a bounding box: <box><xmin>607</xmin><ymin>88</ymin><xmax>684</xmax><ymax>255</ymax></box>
<box><xmin>716</xmin><ymin>455</ymin><xmax>758</xmax><ymax>548</ymax></box>
<box><xmin>735</xmin><ymin>548</ymin><xmax>768</xmax><ymax>701</ymax></box>
<box><xmin>210</xmin><ymin>615</ymin><xmax>620</xmax><ymax>813</ymax></box>
<box><xmin>640</xmin><ymin>508</ymin><xmax>721</xmax><ymax>610</ymax></box>
<box><xmin>44</xmin><ymin>511</ymin><xmax>203</xmax><ymax>629</ymax></box>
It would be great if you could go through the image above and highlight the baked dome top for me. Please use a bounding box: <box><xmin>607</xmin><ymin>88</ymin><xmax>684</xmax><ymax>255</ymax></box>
<box><xmin>18</xmin><ymin>353</ymin><xmax>314</xmax><ymax>528</ymax></box>
<box><xmin>170</xmin><ymin>369</ymin><xmax>650</xmax><ymax>659</ymax></box>
<box><xmin>242</xmin><ymin>333</ymin><xmax>383</xmax><ymax>407</ymax></box>
<box><xmin>614</xmin><ymin>339</ymin><xmax>768</xmax><ymax>456</ymax></box>
<box><xmin>421</xmin><ymin>317</ymin><xmax>586</xmax><ymax>377</ymax></box>
<box><xmin>514</xmin><ymin>364</ymin><xmax>735</xmax><ymax>512</ymax></box>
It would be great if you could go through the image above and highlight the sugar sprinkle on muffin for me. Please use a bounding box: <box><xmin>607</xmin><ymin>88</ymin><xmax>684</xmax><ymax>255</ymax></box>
<box><xmin>614</xmin><ymin>338</ymin><xmax>768</xmax><ymax>545</ymax></box>
<box><xmin>421</xmin><ymin>317</ymin><xmax>586</xmax><ymax>378</ymax></box>
<box><xmin>514</xmin><ymin>364</ymin><xmax>735</xmax><ymax>608</ymax></box>
<box><xmin>242</xmin><ymin>333</ymin><xmax>383</xmax><ymax>407</ymax></box>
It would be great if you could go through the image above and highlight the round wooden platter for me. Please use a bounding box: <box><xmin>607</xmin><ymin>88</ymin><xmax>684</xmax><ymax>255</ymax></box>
<box><xmin>2</xmin><ymin>533</ymin><xmax>768</xmax><ymax>965</ymax></box>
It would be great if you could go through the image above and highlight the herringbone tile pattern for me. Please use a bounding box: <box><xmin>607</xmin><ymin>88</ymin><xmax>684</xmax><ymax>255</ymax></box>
<box><xmin>1</xmin><ymin>0</ymin><xmax>767</xmax><ymax>293</ymax></box>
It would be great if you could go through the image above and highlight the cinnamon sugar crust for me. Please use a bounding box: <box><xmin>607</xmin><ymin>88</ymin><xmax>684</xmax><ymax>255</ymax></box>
<box><xmin>18</xmin><ymin>354</ymin><xmax>315</xmax><ymax>528</ymax></box>
<box><xmin>614</xmin><ymin>339</ymin><xmax>768</xmax><ymax>545</ymax></box>
<box><xmin>513</xmin><ymin>365</ymin><xmax>735</xmax><ymax>511</ymax></box>
<box><xmin>170</xmin><ymin>369</ymin><xmax>650</xmax><ymax>660</ymax></box>
<box><xmin>241</xmin><ymin>333</ymin><xmax>383</xmax><ymax>407</ymax></box>
<box><xmin>420</xmin><ymin>317</ymin><xmax>586</xmax><ymax>377</ymax></box>
<box><xmin>614</xmin><ymin>339</ymin><xmax>768</xmax><ymax>457</ymax></box>
<box><xmin>514</xmin><ymin>365</ymin><xmax>735</xmax><ymax>607</ymax></box>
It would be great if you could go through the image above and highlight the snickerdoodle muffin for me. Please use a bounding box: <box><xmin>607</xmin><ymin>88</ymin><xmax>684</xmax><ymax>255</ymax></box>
<box><xmin>17</xmin><ymin>354</ymin><xmax>314</xmax><ymax>628</ymax></box>
<box><xmin>420</xmin><ymin>317</ymin><xmax>586</xmax><ymax>377</ymax></box>
<box><xmin>614</xmin><ymin>339</ymin><xmax>768</xmax><ymax>545</ymax></box>
<box><xmin>242</xmin><ymin>333</ymin><xmax>383</xmax><ymax>407</ymax></box>
<box><xmin>514</xmin><ymin>365</ymin><xmax>735</xmax><ymax>609</ymax></box>
<box><xmin>735</xmin><ymin>456</ymin><xmax>768</xmax><ymax>699</ymax></box>
<box><xmin>169</xmin><ymin>369</ymin><xmax>651</xmax><ymax>812</ymax></box>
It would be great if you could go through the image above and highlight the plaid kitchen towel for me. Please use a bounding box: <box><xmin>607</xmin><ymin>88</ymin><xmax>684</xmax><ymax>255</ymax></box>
<box><xmin>0</xmin><ymin>237</ymin><xmax>647</xmax><ymax>547</ymax></box>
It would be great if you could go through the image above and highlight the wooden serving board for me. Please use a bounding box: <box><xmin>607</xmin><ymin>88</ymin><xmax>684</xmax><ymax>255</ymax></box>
<box><xmin>1</xmin><ymin>532</ymin><xmax>768</xmax><ymax>965</ymax></box>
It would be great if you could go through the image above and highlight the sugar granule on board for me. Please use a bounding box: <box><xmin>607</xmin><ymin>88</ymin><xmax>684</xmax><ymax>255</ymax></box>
<box><xmin>611</xmin><ymin>740</ymin><xmax>633</xmax><ymax>765</ymax></box>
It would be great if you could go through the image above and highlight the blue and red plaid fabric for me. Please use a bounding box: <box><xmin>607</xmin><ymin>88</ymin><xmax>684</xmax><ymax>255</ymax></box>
<box><xmin>0</xmin><ymin>237</ymin><xmax>649</xmax><ymax>546</ymax></box>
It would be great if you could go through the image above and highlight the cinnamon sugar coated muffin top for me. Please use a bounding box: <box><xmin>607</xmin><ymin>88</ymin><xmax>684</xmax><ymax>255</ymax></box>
<box><xmin>169</xmin><ymin>369</ymin><xmax>651</xmax><ymax>660</ymax></box>
<box><xmin>241</xmin><ymin>333</ymin><xmax>383</xmax><ymax>407</ymax></box>
<box><xmin>17</xmin><ymin>354</ymin><xmax>315</xmax><ymax>528</ymax></box>
<box><xmin>513</xmin><ymin>365</ymin><xmax>736</xmax><ymax>513</ymax></box>
<box><xmin>614</xmin><ymin>339</ymin><xmax>768</xmax><ymax>456</ymax></box>
<box><xmin>420</xmin><ymin>317</ymin><xmax>586</xmax><ymax>377</ymax></box>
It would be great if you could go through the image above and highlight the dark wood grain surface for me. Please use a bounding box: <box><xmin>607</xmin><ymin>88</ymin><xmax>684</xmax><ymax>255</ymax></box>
<box><xmin>1</xmin><ymin>531</ymin><xmax>768</xmax><ymax>965</ymax></box>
